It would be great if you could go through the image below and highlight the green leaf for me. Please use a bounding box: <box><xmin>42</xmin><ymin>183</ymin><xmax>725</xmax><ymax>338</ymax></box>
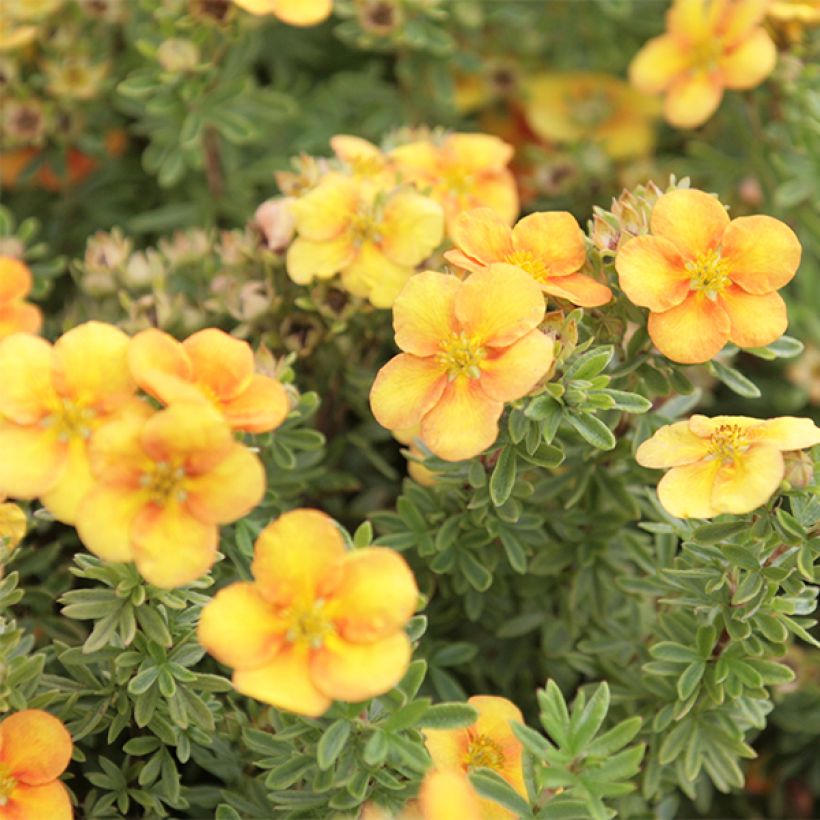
<box><xmin>381</xmin><ymin>698</ymin><xmax>431</xmax><ymax>732</ymax></box>
<box><xmin>135</xmin><ymin>606</ymin><xmax>172</xmax><ymax>648</ymax></box>
<box><xmin>538</xmin><ymin>680</ymin><xmax>571</xmax><ymax>747</ymax></box>
<box><xmin>566</xmin><ymin>413</ymin><xmax>616</xmax><ymax>450</ymax></box>
<box><xmin>417</xmin><ymin>703</ymin><xmax>479</xmax><ymax>729</ymax></box>
<box><xmin>757</xmin><ymin>335</ymin><xmax>804</xmax><ymax>359</ymax></box>
<box><xmin>489</xmin><ymin>447</ymin><xmax>517</xmax><ymax>507</ymax></box>
<box><xmin>649</xmin><ymin>642</ymin><xmax>700</xmax><ymax>663</ymax></box>
<box><xmin>459</xmin><ymin>551</ymin><xmax>493</xmax><ymax>592</ymax></box>
<box><xmin>570</xmin><ymin>682</ymin><xmax>610</xmax><ymax>753</ymax></box>
<box><xmin>693</xmin><ymin>521</ymin><xmax>749</xmax><ymax>544</ymax></box>
<box><xmin>565</xmin><ymin>346</ymin><xmax>614</xmax><ymax>380</ymax></box>
<box><xmin>363</xmin><ymin>732</ymin><xmax>388</xmax><ymax>766</ymax></box>
<box><xmin>316</xmin><ymin>720</ymin><xmax>351</xmax><ymax>771</ymax></box>
<box><xmin>677</xmin><ymin>662</ymin><xmax>705</xmax><ymax>700</ymax></box>
<box><xmin>590</xmin><ymin>742</ymin><xmax>646</xmax><ymax>782</ymax></box>
<box><xmin>586</xmin><ymin>716</ymin><xmax>642</xmax><ymax>757</ymax></box>
<box><xmin>469</xmin><ymin>767</ymin><xmax>532</xmax><ymax>817</ymax></box>
<box><xmin>512</xmin><ymin>721</ymin><xmax>554</xmax><ymax>758</ymax></box>
<box><xmin>602</xmin><ymin>389</ymin><xmax>652</xmax><ymax>414</ymax></box>
<box><xmin>707</xmin><ymin>360</ymin><xmax>760</xmax><ymax>398</ymax></box>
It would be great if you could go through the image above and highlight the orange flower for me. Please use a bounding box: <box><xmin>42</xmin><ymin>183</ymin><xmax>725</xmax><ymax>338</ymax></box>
<box><xmin>0</xmin><ymin>257</ymin><xmax>41</xmax><ymax>339</ymax></box>
<box><xmin>198</xmin><ymin>508</ymin><xmax>418</xmax><ymax>717</ymax></box>
<box><xmin>636</xmin><ymin>414</ymin><xmax>820</xmax><ymax>518</ymax></box>
<box><xmin>232</xmin><ymin>0</ymin><xmax>332</xmax><ymax>25</ymax></box>
<box><xmin>286</xmin><ymin>172</ymin><xmax>444</xmax><ymax>307</ymax></box>
<box><xmin>0</xmin><ymin>709</ymin><xmax>73</xmax><ymax>820</ymax></box>
<box><xmin>629</xmin><ymin>0</ymin><xmax>777</xmax><ymax>128</ymax></box>
<box><xmin>128</xmin><ymin>328</ymin><xmax>289</xmax><ymax>434</ymax></box>
<box><xmin>76</xmin><ymin>403</ymin><xmax>265</xmax><ymax>588</ymax></box>
<box><xmin>615</xmin><ymin>188</ymin><xmax>801</xmax><ymax>364</ymax></box>
<box><xmin>390</xmin><ymin>133</ymin><xmax>519</xmax><ymax>234</ymax></box>
<box><xmin>0</xmin><ymin>322</ymin><xmax>140</xmax><ymax>524</ymax></box>
<box><xmin>418</xmin><ymin>769</ymin><xmax>482</xmax><ymax>820</ymax></box>
<box><xmin>423</xmin><ymin>696</ymin><xmax>525</xmax><ymax>820</ymax></box>
<box><xmin>445</xmin><ymin>208</ymin><xmax>612</xmax><ymax>308</ymax></box>
<box><xmin>369</xmin><ymin>265</ymin><xmax>553</xmax><ymax>461</ymax></box>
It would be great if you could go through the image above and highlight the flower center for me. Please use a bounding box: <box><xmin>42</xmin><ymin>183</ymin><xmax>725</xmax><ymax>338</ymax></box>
<box><xmin>348</xmin><ymin>209</ymin><xmax>382</xmax><ymax>245</ymax></box>
<box><xmin>688</xmin><ymin>38</ymin><xmax>724</xmax><ymax>73</ymax></box>
<box><xmin>506</xmin><ymin>249</ymin><xmax>549</xmax><ymax>282</ymax></box>
<box><xmin>707</xmin><ymin>424</ymin><xmax>749</xmax><ymax>464</ymax></box>
<box><xmin>686</xmin><ymin>249</ymin><xmax>731</xmax><ymax>299</ymax></box>
<box><xmin>570</xmin><ymin>90</ymin><xmax>614</xmax><ymax>128</ymax></box>
<box><xmin>443</xmin><ymin>165</ymin><xmax>474</xmax><ymax>195</ymax></box>
<box><xmin>139</xmin><ymin>460</ymin><xmax>188</xmax><ymax>503</ymax></box>
<box><xmin>284</xmin><ymin>599</ymin><xmax>335</xmax><ymax>649</ymax></box>
<box><xmin>40</xmin><ymin>399</ymin><xmax>97</xmax><ymax>442</ymax></box>
<box><xmin>437</xmin><ymin>331</ymin><xmax>486</xmax><ymax>380</ymax></box>
<box><xmin>463</xmin><ymin>734</ymin><xmax>505</xmax><ymax>771</ymax></box>
<box><xmin>350</xmin><ymin>154</ymin><xmax>386</xmax><ymax>178</ymax></box>
<box><xmin>0</xmin><ymin>763</ymin><xmax>17</xmax><ymax>805</ymax></box>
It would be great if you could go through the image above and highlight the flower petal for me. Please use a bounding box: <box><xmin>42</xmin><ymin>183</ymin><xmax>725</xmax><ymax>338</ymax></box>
<box><xmin>650</xmin><ymin>189</ymin><xmax>729</xmax><ymax>259</ymax></box>
<box><xmin>370</xmin><ymin>354</ymin><xmax>448</xmax><ymax>432</ymax></box>
<box><xmin>720</xmin><ymin>286</ymin><xmax>787</xmax><ymax>349</ymax></box>
<box><xmin>330</xmin><ymin>134</ymin><xmax>382</xmax><ymax>164</ymax></box>
<box><xmin>311</xmin><ymin>632</ymin><xmax>412</xmax><ymax>702</ymax></box>
<box><xmin>450</xmin><ymin>208</ymin><xmax>514</xmax><ymax>267</ymax></box>
<box><xmin>0</xmin><ymin>301</ymin><xmax>42</xmax><ymax>338</ymax></box>
<box><xmin>286</xmin><ymin>235</ymin><xmax>356</xmax><ymax>285</ymax></box>
<box><xmin>648</xmin><ymin>293</ymin><xmax>731</xmax><ymax>364</ymax></box>
<box><xmin>340</xmin><ymin>243</ymin><xmax>414</xmax><ymax>308</ymax></box>
<box><xmin>272</xmin><ymin>0</ymin><xmax>332</xmax><ymax>26</ymax></box>
<box><xmin>443</xmin><ymin>248</ymin><xmax>485</xmax><ymax>273</ymax></box>
<box><xmin>0</xmin><ymin>333</ymin><xmax>57</xmax><ymax>424</ymax></box>
<box><xmin>636</xmin><ymin>421</ymin><xmax>711</xmax><ymax>468</ymax></box>
<box><xmin>719</xmin><ymin>0</ymin><xmax>769</xmax><ymax>44</ymax></box>
<box><xmin>0</xmin><ymin>422</ymin><xmax>64</xmax><ymax>499</ymax></box>
<box><xmin>471</xmin><ymin>695</ymin><xmax>524</xmax><ymax>748</ymax></box>
<box><xmin>667</xmin><ymin>0</ymin><xmax>725</xmax><ymax>40</ymax></box>
<box><xmin>711</xmin><ymin>444</ymin><xmax>784</xmax><ymax>514</ymax></box>
<box><xmin>289</xmin><ymin>173</ymin><xmax>357</xmax><ymax>241</ymax></box>
<box><xmin>423</xmin><ymin>728</ymin><xmax>468</xmax><ymax>771</ymax></box>
<box><xmin>753</xmin><ymin>417</ymin><xmax>820</xmax><ymax>451</ymax></box>
<box><xmin>183</xmin><ymin>329</ymin><xmax>254</xmax><ymax>402</ymax></box>
<box><xmin>541</xmin><ymin>273</ymin><xmax>613</xmax><ymax>308</ymax></box>
<box><xmin>420</xmin><ymin>377</ymin><xmax>503</xmax><ymax>462</ymax></box>
<box><xmin>128</xmin><ymin>328</ymin><xmax>193</xmax><ymax>400</ymax></box>
<box><xmin>615</xmin><ymin>235</ymin><xmax>689</xmax><ymax>312</ymax></box>
<box><xmin>721</xmin><ymin>215</ymin><xmax>801</xmax><ymax>295</ymax></box>
<box><xmin>479</xmin><ymin>329</ymin><xmax>553</xmax><ymax>403</ymax></box>
<box><xmin>0</xmin><ymin>502</ymin><xmax>26</xmax><ymax>549</ymax></box>
<box><xmin>393</xmin><ymin>271</ymin><xmax>461</xmax><ymax>356</ymax></box>
<box><xmin>197</xmin><ymin>582</ymin><xmax>283</xmax><ymax>670</ymax></box>
<box><xmin>379</xmin><ymin>189</ymin><xmax>444</xmax><ymax>266</ymax></box>
<box><xmin>664</xmin><ymin>71</ymin><xmax>724</xmax><ymax>129</ymax></box>
<box><xmin>720</xmin><ymin>27</ymin><xmax>776</xmax><ymax>89</ymax></box>
<box><xmin>76</xmin><ymin>485</ymin><xmax>148</xmax><ymax>563</ymax></box>
<box><xmin>0</xmin><ymin>256</ymin><xmax>32</xmax><ymax>301</ymax></box>
<box><xmin>3</xmin><ymin>781</ymin><xmax>72</xmax><ymax>820</ymax></box>
<box><xmin>629</xmin><ymin>35</ymin><xmax>689</xmax><ymax>93</ymax></box>
<box><xmin>656</xmin><ymin>459</ymin><xmax>721</xmax><ymax>518</ymax></box>
<box><xmin>512</xmin><ymin>211</ymin><xmax>587</xmax><ymax>278</ymax></box>
<box><xmin>252</xmin><ymin>508</ymin><xmax>346</xmax><ymax>607</ymax></box>
<box><xmin>40</xmin><ymin>436</ymin><xmax>93</xmax><ymax>524</ymax></box>
<box><xmin>419</xmin><ymin>769</ymin><xmax>482</xmax><ymax>820</ymax></box>
<box><xmin>220</xmin><ymin>374</ymin><xmax>290</xmax><ymax>433</ymax></box>
<box><xmin>445</xmin><ymin>134</ymin><xmax>514</xmax><ymax>171</ymax></box>
<box><xmin>86</xmin><ymin>403</ymin><xmax>153</xmax><ymax>485</ymax></box>
<box><xmin>455</xmin><ymin>264</ymin><xmax>546</xmax><ymax>348</ymax></box>
<box><xmin>0</xmin><ymin>709</ymin><xmax>72</xmax><ymax>784</ymax></box>
<box><xmin>233</xmin><ymin>644</ymin><xmax>331</xmax><ymax>717</ymax></box>
<box><xmin>464</xmin><ymin>172</ymin><xmax>519</xmax><ymax>226</ymax></box>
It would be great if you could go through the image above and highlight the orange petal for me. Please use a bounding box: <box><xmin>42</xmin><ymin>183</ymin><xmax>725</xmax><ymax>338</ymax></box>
<box><xmin>721</xmin><ymin>215</ymin><xmax>801</xmax><ymax>295</ymax></box>
<box><xmin>289</xmin><ymin>173</ymin><xmax>358</xmax><ymax>241</ymax></box>
<box><xmin>252</xmin><ymin>508</ymin><xmax>346</xmax><ymax>607</ymax></box>
<box><xmin>183</xmin><ymin>328</ymin><xmax>254</xmax><ymax>402</ymax></box>
<box><xmin>419</xmin><ymin>769</ymin><xmax>482</xmax><ymax>820</ymax></box>
<box><xmin>0</xmin><ymin>422</ymin><xmax>64</xmax><ymax>499</ymax></box>
<box><xmin>131</xmin><ymin>501</ymin><xmax>218</xmax><ymax>588</ymax></box>
<box><xmin>711</xmin><ymin>444</ymin><xmax>784</xmax><ymax>514</ymax></box>
<box><xmin>464</xmin><ymin>172</ymin><xmax>519</xmax><ymax>226</ymax></box>
<box><xmin>0</xmin><ymin>256</ymin><xmax>32</xmax><ymax>301</ymax></box>
<box><xmin>511</xmin><ymin>211</ymin><xmax>587</xmax><ymax>278</ymax></box>
<box><xmin>233</xmin><ymin>644</ymin><xmax>332</xmax><ymax>717</ymax></box>
<box><xmin>75</xmin><ymin>485</ymin><xmax>148</xmax><ymax>563</ymax></box>
<box><xmin>128</xmin><ymin>328</ymin><xmax>193</xmax><ymax>400</ymax></box>
<box><xmin>311</xmin><ymin>632</ymin><xmax>412</xmax><ymax>703</ymax></box>
<box><xmin>184</xmin><ymin>443</ymin><xmax>265</xmax><ymax>524</ymax></box>
<box><xmin>329</xmin><ymin>548</ymin><xmax>418</xmax><ymax>642</ymax></box>
<box><xmin>40</xmin><ymin>436</ymin><xmax>93</xmax><ymax>525</ymax></box>
<box><xmin>0</xmin><ymin>301</ymin><xmax>42</xmax><ymax>338</ymax></box>
<box><xmin>450</xmin><ymin>209</ymin><xmax>514</xmax><ymax>267</ymax></box>
<box><xmin>455</xmin><ymin>264</ymin><xmax>545</xmax><ymax>348</ymax></box>
<box><xmin>541</xmin><ymin>273</ymin><xmax>613</xmax><ymax>308</ymax></box>
<box><xmin>272</xmin><ymin>0</ymin><xmax>332</xmax><ymax>25</ymax></box>
<box><xmin>615</xmin><ymin>235</ymin><xmax>689</xmax><ymax>312</ymax></box>
<box><xmin>51</xmin><ymin>322</ymin><xmax>135</xmax><ymax>411</ymax></box>
<box><xmin>370</xmin><ymin>354</ymin><xmax>448</xmax><ymax>432</ymax></box>
<box><xmin>629</xmin><ymin>35</ymin><xmax>689</xmax><ymax>93</ymax></box>
<box><xmin>420</xmin><ymin>377</ymin><xmax>503</xmax><ymax>462</ymax></box>
<box><xmin>0</xmin><ymin>333</ymin><xmax>57</xmax><ymax>424</ymax></box>
<box><xmin>197</xmin><ymin>582</ymin><xmax>283</xmax><ymax>670</ymax></box>
<box><xmin>286</xmin><ymin>235</ymin><xmax>356</xmax><ymax>285</ymax></box>
<box><xmin>2</xmin><ymin>780</ymin><xmax>72</xmax><ymax>820</ymax></box>
<box><xmin>648</xmin><ymin>294</ymin><xmax>730</xmax><ymax>363</ymax></box>
<box><xmin>753</xmin><ymin>417</ymin><xmax>820</xmax><ymax>451</ymax></box>
<box><xmin>86</xmin><ymin>404</ymin><xmax>153</xmax><ymax>485</ymax></box>
<box><xmin>636</xmin><ymin>421</ymin><xmax>711</xmax><ymax>469</ymax></box>
<box><xmin>650</xmin><ymin>189</ymin><xmax>729</xmax><ymax>259</ymax></box>
<box><xmin>379</xmin><ymin>188</ymin><xmax>444</xmax><ymax>267</ymax></box>
<box><xmin>479</xmin><ymin>329</ymin><xmax>553</xmax><ymax>403</ymax></box>
<box><xmin>471</xmin><ymin>695</ymin><xmax>524</xmax><ymax>749</ymax></box>
<box><xmin>657</xmin><ymin>459</ymin><xmax>721</xmax><ymax>518</ymax></box>
<box><xmin>664</xmin><ymin>71</ymin><xmax>724</xmax><ymax>129</ymax></box>
<box><xmin>0</xmin><ymin>709</ymin><xmax>72</xmax><ymax>784</ymax></box>
<box><xmin>220</xmin><ymin>374</ymin><xmax>290</xmax><ymax>433</ymax></box>
<box><xmin>720</xmin><ymin>27</ymin><xmax>776</xmax><ymax>89</ymax></box>
<box><xmin>443</xmin><ymin>248</ymin><xmax>485</xmax><ymax>273</ymax></box>
<box><xmin>719</xmin><ymin>286</ymin><xmax>787</xmax><ymax>349</ymax></box>
<box><xmin>393</xmin><ymin>271</ymin><xmax>461</xmax><ymax>356</ymax></box>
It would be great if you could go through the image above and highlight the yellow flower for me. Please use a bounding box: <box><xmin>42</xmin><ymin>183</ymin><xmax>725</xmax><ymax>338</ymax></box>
<box><xmin>523</xmin><ymin>72</ymin><xmax>659</xmax><ymax>160</ymax></box>
<box><xmin>330</xmin><ymin>134</ymin><xmax>395</xmax><ymax>191</ymax></box>
<box><xmin>629</xmin><ymin>0</ymin><xmax>777</xmax><ymax>129</ymax></box>
<box><xmin>0</xmin><ymin>322</ymin><xmax>140</xmax><ymax>524</ymax></box>
<box><xmin>0</xmin><ymin>497</ymin><xmax>26</xmax><ymax>551</ymax></box>
<box><xmin>43</xmin><ymin>56</ymin><xmax>109</xmax><ymax>100</ymax></box>
<box><xmin>76</xmin><ymin>402</ymin><xmax>265</xmax><ymax>588</ymax></box>
<box><xmin>0</xmin><ymin>256</ymin><xmax>42</xmax><ymax>339</ymax></box>
<box><xmin>390</xmin><ymin>132</ymin><xmax>519</xmax><ymax>235</ymax></box>
<box><xmin>768</xmin><ymin>0</ymin><xmax>820</xmax><ymax>23</ymax></box>
<box><xmin>636</xmin><ymin>415</ymin><xmax>820</xmax><ymax>518</ymax></box>
<box><xmin>198</xmin><ymin>508</ymin><xmax>419</xmax><ymax>717</ymax></box>
<box><xmin>423</xmin><ymin>695</ymin><xmax>526</xmax><ymax>820</ymax></box>
<box><xmin>233</xmin><ymin>0</ymin><xmax>332</xmax><ymax>26</ymax></box>
<box><xmin>286</xmin><ymin>172</ymin><xmax>444</xmax><ymax>307</ymax></box>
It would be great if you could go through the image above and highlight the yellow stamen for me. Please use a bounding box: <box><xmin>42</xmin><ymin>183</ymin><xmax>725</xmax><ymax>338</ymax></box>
<box><xmin>506</xmin><ymin>249</ymin><xmax>549</xmax><ymax>282</ymax></box>
<box><xmin>139</xmin><ymin>460</ymin><xmax>188</xmax><ymax>503</ymax></box>
<box><xmin>686</xmin><ymin>249</ymin><xmax>731</xmax><ymax>300</ymax></box>
<box><xmin>283</xmin><ymin>598</ymin><xmax>335</xmax><ymax>649</ymax></box>
<box><xmin>463</xmin><ymin>733</ymin><xmax>505</xmax><ymax>770</ymax></box>
<box><xmin>40</xmin><ymin>399</ymin><xmax>97</xmax><ymax>442</ymax></box>
<box><xmin>437</xmin><ymin>331</ymin><xmax>486</xmax><ymax>380</ymax></box>
<box><xmin>707</xmin><ymin>424</ymin><xmax>750</xmax><ymax>464</ymax></box>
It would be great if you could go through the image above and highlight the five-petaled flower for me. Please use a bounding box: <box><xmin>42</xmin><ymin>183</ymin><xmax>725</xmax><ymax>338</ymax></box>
<box><xmin>198</xmin><ymin>508</ymin><xmax>418</xmax><ymax>717</ymax></box>
<box><xmin>128</xmin><ymin>328</ymin><xmax>290</xmax><ymax>434</ymax></box>
<box><xmin>370</xmin><ymin>265</ymin><xmax>553</xmax><ymax>461</ymax></box>
<box><xmin>629</xmin><ymin>0</ymin><xmax>777</xmax><ymax>128</ymax></box>
<box><xmin>0</xmin><ymin>256</ymin><xmax>41</xmax><ymax>339</ymax></box>
<box><xmin>445</xmin><ymin>207</ymin><xmax>612</xmax><ymax>308</ymax></box>
<box><xmin>76</xmin><ymin>402</ymin><xmax>265</xmax><ymax>588</ymax></box>
<box><xmin>286</xmin><ymin>172</ymin><xmax>444</xmax><ymax>307</ymax></box>
<box><xmin>615</xmin><ymin>188</ymin><xmax>801</xmax><ymax>364</ymax></box>
<box><xmin>0</xmin><ymin>709</ymin><xmax>73</xmax><ymax>820</ymax></box>
<box><xmin>636</xmin><ymin>414</ymin><xmax>820</xmax><ymax>518</ymax></box>
<box><xmin>423</xmin><ymin>695</ymin><xmax>526</xmax><ymax>820</ymax></box>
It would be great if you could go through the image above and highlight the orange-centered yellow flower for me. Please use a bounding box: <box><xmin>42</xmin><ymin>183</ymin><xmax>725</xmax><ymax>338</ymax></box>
<box><xmin>198</xmin><ymin>508</ymin><xmax>418</xmax><ymax>717</ymax></box>
<box><xmin>0</xmin><ymin>709</ymin><xmax>73</xmax><ymax>820</ymax></box>
<box><xmin>0</xmin><ymin>322</ymin><xmax>140</xmax><ymax>524</ymax></box>
<box><xmin>286</xmin><ymin>172</ymin><xmax>445</xmax><ymax>308</ymax></box>
<box><xmin>615</xmin><ymin>188</ymin><xmax>801</xmax><ymax>364</ymax></box>
<box><xmin>390</xmin><ymin>133</ymin><xmax>519</xmax><ymax>234</ymax></box>
<box><xmin>629</xmin><ymin>0</ymin><xmax>777</xmax><ymax>128</ymax></box>
<box><xmin>76</xmin><ymin>403</ymin><xmax>265</xmax><ymax>588</ymax></box>
<box><xmin>445</xmin><ymin>208</ymin><xmax>612</xmax><ymax>308</ymax></box>
<box><xmin>636</xmin><ymin>414</ymin><xmax>820</xmax><ymax>518</ymax></box>
<box><xmin>0</xmin><ymin>257</ymin><xmax>41</xmax><ymax>339</ymax></box>
<box><xmin>232</xmin><ymin>0</ymin><xmax>332</xmax><ymax>26</ymax></box>
<box><xmin>423</xmin><ymin>696</ymin><xmax>526</xmax><ymax>820</ymax></box>
<box><xmin>128</xmin><ymin>328</ymin><xmax>289</xmax><ymax>434</ymax></box>
<box><xmin>370</xmin><ymin>265</ymin><xmax>553</xmax><ymax>461</ymax></box>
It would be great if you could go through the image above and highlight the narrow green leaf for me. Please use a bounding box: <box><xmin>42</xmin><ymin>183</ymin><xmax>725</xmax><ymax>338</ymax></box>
<box><xmin>470</xmin><ymin>767</ymin><xmax>532</xmax><ymax>817</ymax></box>
<box><xmin>417</xmin><ymin>703</ymin><xmax>478</xmax><ymax>730</ymax></box>
<box><xmin>565</xmin><ymin>346</ymin><xmax>614</xmax><ymax>381</ymax></box>
<box><xmin>567</xmin><ymin>413</ymin><xmax>616</xmax><ymax>450</ymax></box>
<box><xmin>707</xmin><ymin>360</ymin><xmax>760</xmax><ymax>398</ymax></box>
<box><xmin>316</xmin><ymin>720</ymin><xmax>351</xmax><ymax>771</ymax></box>
<box><xmin>677</xmin><ymin>661</ymin><xmax>705</xmax><ymax>700</ymax></box>
<box><xmin>570</xmin><ymin>682</ymin><xmax>610</xmax><ymax>753</ymax></box>
<box><xmin>489</xmin><ymin>448</ymin><xmax>517</xmax><ymax>507</ymax></box>
<box><xmin>585</xmin><ymin>716</ymin><xmax>642</xmax><ymax>758</ymax></box>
